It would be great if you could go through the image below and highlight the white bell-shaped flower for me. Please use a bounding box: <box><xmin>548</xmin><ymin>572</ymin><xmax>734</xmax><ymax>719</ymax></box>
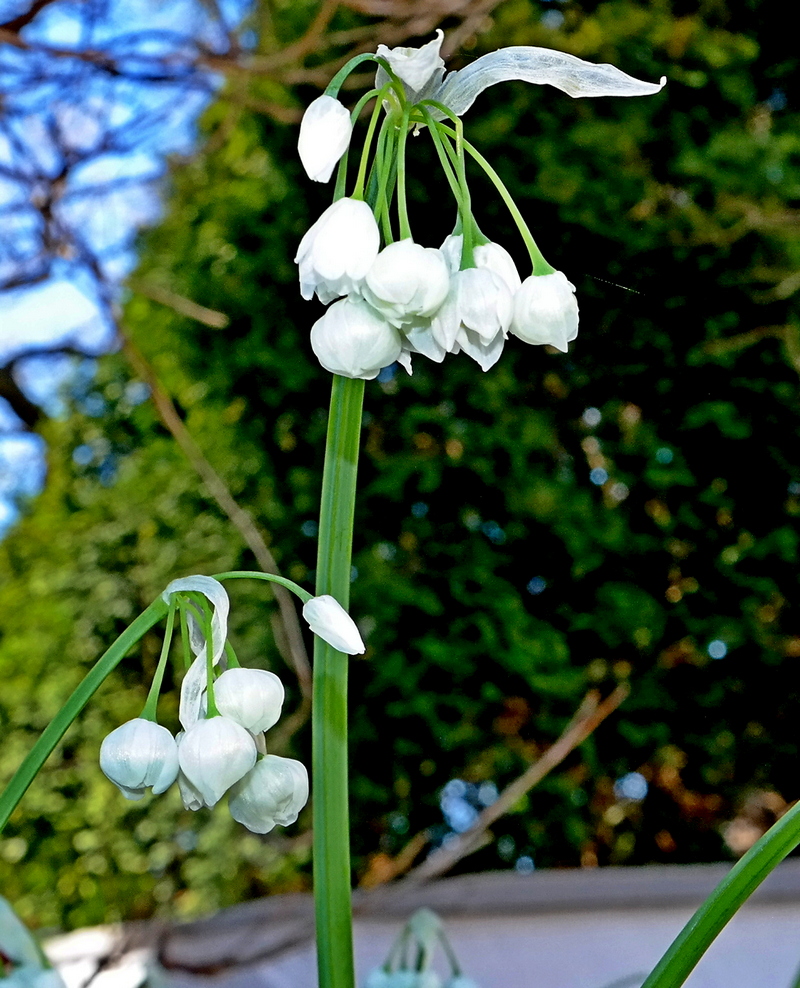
<box><xmin>298</xmin><ymin>95</ymin><xmax>353</xmax><ymax>183</ymax></box>
<box><xmin>214</xmin><ymin>667</ymin><xmax>285</xmax><ymax>735</ymax></box>
<box><xmin>363</xmin><ymin>240</ymin><xmax>450</xmax><ymax>328</ymax></box>
<box><xmin>431</xmin><ymin>267</ymin><xmax>512</xmax><ymax>371</ymax></box>
<box><xmin>99</xmin><ymin>718</ymin><xmax>179</xmax><ymax>801</ymax></box>
<box><xmin>311</xmin><ymin>295</ymin><xmax>402</xmax><ymax>380</ymax></box>
<box><xmin>295</xmin><ymin>198</ymin><xmax>380</xmax><ymax>303</ymax></box>
<box><xmin>441</xmin><ymin>234</ymin><xmax>521</xmax><ymax>293</ymax></box>
<box><xmin>177</xmin><ymin>715</ymin><xmax>257</xmax><ymax>807</ymax></box>
<box><xmin>302</xmin><ymin>594</ymin><xmax>365</xmax><ymax>654</ymax></box>
<box><xmin>228</xmin><ymin>754</ymin><xmax>309</xmax><ymax>834</ymax></box>
<box><xmin>510</xmin><ymin>271</ymin><xmax>579</xmax><ymax>352</ymax></box>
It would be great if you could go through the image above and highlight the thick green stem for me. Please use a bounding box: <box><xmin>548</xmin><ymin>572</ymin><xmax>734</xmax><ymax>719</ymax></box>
<box><xmin>0</xmin><ymin>596</ymin><xmax>169</xmax><ymax>835</ymax></box>
<box><xmin>641</xmin><ymin>798</ymin><xmax>800</xmax><ymax>988</ymax></box>
<box><xmin>313</xmin><ymin>373</ymin><xmax>365</xmax><ymax>988</ymax></box>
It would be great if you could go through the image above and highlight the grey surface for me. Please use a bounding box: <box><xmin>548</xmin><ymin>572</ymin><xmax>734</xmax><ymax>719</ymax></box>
<box><xmin>45</xmin><ymin>861</ymin><xmax>800</xmax><ymax>988</ymax></box>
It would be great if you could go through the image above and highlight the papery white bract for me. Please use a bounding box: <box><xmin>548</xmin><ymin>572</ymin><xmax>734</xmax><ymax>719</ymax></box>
<box><xmin>228</xmin><ymin>754</ymin><xmax>309</xmax><ymax>834</ymax></box>
<box><xmin>214</xmin><ymin>667</ymin><xmax>285</xmax><ymax>735</ymax></box>
<box><xmin>429</xmin><ymin>45</ymin><xmax>665</xmax><ymax>119</ymax></box>
<box><xmin>99</xmin><ymin>718</ymin><xmax>179</xmax><ymax>800</ymax></box>
<box><xmin>510</xmin><ymin>271</ymin><xmax>579</xmax><ymax>352</ymax></box>
<box><xmin>296</xmin><ymin>198</ymin><xmax>380</xmax><ymax>303</ymax></box>
<box><xmin>302</xmin><ymin>594</ymin><xmax>365</xmax><ymax>654</ymax></box>
<box><xmin>364</xmin><ymin>240</ymin><xmax>450</xmax><ymax>327</ymax></box>
<box><xmin>298</xmin><ymin>95</ymin><xmax>353</xmax><ymax>183</ymax></box>
<box><xmin>177</xmin><ymin>716</ymin><xmax>256</xmax><ymax>807</ymax></box>
<box><xmin>162</xmin><ymin>575</ymin><xmax>230</xmax><ymax>731</ymax></box>
<box><xmin>311</xmin><ymin>295</ymin><xmax>402</xmax><ymax>380</ymax></box>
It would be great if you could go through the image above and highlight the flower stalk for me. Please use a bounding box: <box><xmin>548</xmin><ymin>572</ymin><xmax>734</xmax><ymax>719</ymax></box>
<box><xmin>313</xmin><ymin>373</ymin><xmax>365</xmax><ymax>988</ymax></box>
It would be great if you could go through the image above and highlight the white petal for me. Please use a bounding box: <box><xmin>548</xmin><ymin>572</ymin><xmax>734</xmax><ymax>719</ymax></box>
<box><xmin>214</xmin><ymin>668</ymin><xmax>285</xmax><ymax>735</ymax></box>
<box><xmin>99</xmin><ymin>718</ymin><xmax>179</xmax><ymax>798</ymax></box>
<box><xmin>432</xmin><ymin>47</ymin><xmax>666</xmax><ymax>117</ymax></box>
<box><xmin>228</xmin><ymin>755</ymin><xmax>309</xmax><ymax>834</ymax></box>
<box><xmin>302</xmin><ymin>595</ymin><xmax>365</xmax><ymax>654</ymax></box>
<box><xmin>375</xmin><ymin>30</ymin><xmax>446</xmax><ymax>99</ymax></box>
<box><xmin>178</xmin><ymin>717</ymin><xmax>257</xmax><ymax>807</ymax></box>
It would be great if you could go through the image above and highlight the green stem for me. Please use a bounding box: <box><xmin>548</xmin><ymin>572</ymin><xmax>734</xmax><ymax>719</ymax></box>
<box><xmin>313</xmin><ymin>373</ymin><xmax>365</xmax><ymax>988</ymax></box>
<box><xmin>352</xmin><ymin>85</ymin><xmax>394</xmax><ymax>201</ymax></box>
<box><xmin>0</xmin><ymin>597</ymin><xmax>169</xmax><ymax>835</ymax></box>
<box><xmin>396</xmin><ymin>105</ymin><xmax>413</xmax><ymax>240</ymax></box>
<box><xmin>213</xmin><ymin>569</ymin><xmax>312</xmax><ymax>603</ymax></box>
<box><xmin>641</xmin><ymin>798</ymin><xmax>800</xmax><ymax>988</ymax></box>
<box><xmin>140</xmin><ymin>595</ymin><xmax>177</xmax><ymax>721</ymax></box>
<box><xmin>438</xmin><ymin>122</ymin><xmax>554</xmax><ymax>275</ymax></box>
<box><xmin>204</xmin><ymin>606</ymin><xmax>219</xmax><ymax>717</ymax></box>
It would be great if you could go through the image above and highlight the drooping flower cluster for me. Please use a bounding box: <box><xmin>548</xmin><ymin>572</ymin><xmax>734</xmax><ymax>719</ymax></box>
<box><xmin>99</xmin><ymin>577</ymin><xmax>364</xmax><ymax>833</ymax></box>
<box><xmin>295</xmin><ymin>32</ymin><xmax>664</xmax><ymax>378</ymax></box>
<box><xmin>362</xmin><ymin>908</ymin><xmax>480</xmax><ymax>988</ymax></box>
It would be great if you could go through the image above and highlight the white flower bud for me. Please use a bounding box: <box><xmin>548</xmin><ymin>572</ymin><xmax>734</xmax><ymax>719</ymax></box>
<box><xmin>99</xmin><ymin>718</ymin><xmax>179</xmax><ymax>801</ymax></box>
<box><xmin>510</xmin><ymin>271</ymin><xmax>579</xmax><ymax>352</ymax></box>
<box><xmin>228</xmin><ymin>755</ymin><xmax>309</xmax><ymax>834</ymax></box>
<box><xmin>302</xmin><ymin>594</ymin><xmax>365</xmax><ymax>654</ymax></box>
<box><xmin>311</xmin><ymin>295</ymin><xmax>402</xmax><ymax>380</ymax></box>
<box><xmin>214</xmin><ymin>668</ymin><xmax>285</xmax><ymax>735</ymax></box>
<box><xmin>177</xmin><ymin>716</ymin><xmax>256</xmax><ymax>807</ymax></box>
<box><xmin>295</xmin><ymin>198</ymin><xmax>380</xmax><ymax>303</ymax></box>
<box><xmin>298</xmin><ymin>95</ymin><xmax>353</xmax><ymax>183</ymax></box>
<box><xmin>364</xmin><ymin>240</ymin><xmax>450</xmax><ymax>327</ymax></box>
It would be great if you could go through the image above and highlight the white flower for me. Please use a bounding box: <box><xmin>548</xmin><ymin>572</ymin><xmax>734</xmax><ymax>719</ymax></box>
<box><xmin>440</xmin><ymin>235</ymin><xmax>521</xmax><ymax>293</ymax></box>
<box><xmin>298</xmin><ymin>95</ymin><xmax>353</xmax><ymax>183</ymax></box>
<box><xmin>228</xmin><ymin>755</ymin><xmax>309</xmax><ymax>834</ymax></box>
<box><xmin>99</xmin><ymin>718</ymin><xmax>179</xmax><ymax>801</ymax></box>
<box><xmin>363</xmin><ymin>240</ymin><xmax>450</xmax><ymax>328</ymax></box>
<box><xmin>296</xmin><ymin>198</ymin><xmax>380</xmax><ymax>303</ymax></box>
<box><xmin>443</xmin><ymin>979</ymin><xmax>481</xmax><ymax>988</ymax></box>
<box><xmin>214</xmin><ymin>667</ymin><xmax>285</xmax><ymax>735</ymax></box>
<box><xmin>302</xmin><ymin>594</ymin><xmax>365</xmax><ymax>654</ymax></box>
<box><xmin>375</xmin><ymin>30</ymin><xmax>446</xmax><ymax>101</ymax></box>
<box><xmin>177</xmin><ymin>716</ymin><xmax>257</xmax><ymax>807</ymax></box>
<box><xmin>162</xmin><ymin>575</ymin><xmax>230</xmax><ymax>731</ymax></box>
<box><xmin>363</xmin><ymin>970</ymin><xmax>393</xmax><ymax>988</ymax></box>
<box><xmin>311</xmin><ymin>295</ymin><xmax>402</xmax><ymax>380</ymax></box>
<box><xmin>510</xmin><ymin>271</ymin><xmax>579</xmax><ymax>352</ymax></box>
<box><xmin>430</xmin><ymin>267</ymin><xmax>513</xmax><ymax>371</ymax></box>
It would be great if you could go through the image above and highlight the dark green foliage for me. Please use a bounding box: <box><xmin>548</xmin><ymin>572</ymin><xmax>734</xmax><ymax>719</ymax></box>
<box><xmin>2</xmin><ymin>0</ymin><xmax>800</xmax><ymax>929</ymax></box>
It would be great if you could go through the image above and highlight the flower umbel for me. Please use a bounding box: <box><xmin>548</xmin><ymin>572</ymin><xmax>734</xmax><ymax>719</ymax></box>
<box><xmin>296</xmin><ymin>35</ymin><xmax>665</xmax><ymax>377</ymax></box>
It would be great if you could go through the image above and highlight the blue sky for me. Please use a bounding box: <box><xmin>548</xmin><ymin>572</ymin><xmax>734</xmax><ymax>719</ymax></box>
<box><xmin>0</xmin><ymin>0</ymin><xmax>250</xmax><ymax>534</ymax></box>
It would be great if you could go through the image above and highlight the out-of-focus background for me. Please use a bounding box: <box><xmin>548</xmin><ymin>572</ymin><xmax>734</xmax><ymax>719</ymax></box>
<box><xmin>1</xmin><ymin>0</ymin><xmax>798</xmax><ymax>937</ymax></box>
